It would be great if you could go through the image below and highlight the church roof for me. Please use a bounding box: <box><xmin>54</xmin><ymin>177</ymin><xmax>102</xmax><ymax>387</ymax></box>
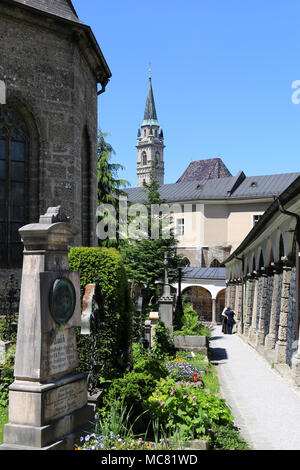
<box><xmin>177</xmin><ymin>158</ymin><xmax>232</xmax><ymax>183</ymax></box>
<box><xmin>142</xmin><ymin>77</ymin><xmax>159</xmax><ymax>126</ymax></box>
<box><xmin>182</xmin><ymin>267</ymin><xmax>226</xmax><ymax>280</ymax></box>
<box><xmin>125</xmin><ymin>172</ymin><xmax>300</xmax><ymax>203</ymax></box>
<box><xmin>11</xmin><ymin>0</ymin><xmax>81</xmax><ymax>24</ymax></box>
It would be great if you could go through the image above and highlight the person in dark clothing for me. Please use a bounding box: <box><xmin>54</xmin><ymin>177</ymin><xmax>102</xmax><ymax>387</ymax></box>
<box><xmin>221</xmin><ymin>307</ymin><xmax>228</xmax><ymax>334</ymax></box>
<box><xmin>224</xmin><ymin>306</ymin><xmax>235</xmax><ymax>334</ymax></box>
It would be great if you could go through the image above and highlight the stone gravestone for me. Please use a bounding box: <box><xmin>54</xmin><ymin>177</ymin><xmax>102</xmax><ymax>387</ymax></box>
<box><xmin>0</xmin><ymin>207</ymin><xmax>94</xmax><ymax>450</ymax></box>
<box><xmin>158</xmin><ymin>252</ymin><xmax>175</xmax><ymax>333</ymax></box>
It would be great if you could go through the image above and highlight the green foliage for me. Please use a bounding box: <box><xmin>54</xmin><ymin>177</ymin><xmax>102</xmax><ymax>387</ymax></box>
<box><xmin>133</xmin><ymin>356</ymin><xmax>169</xmax><ymax>382</ymax></box>
<box><xmin>152</xmin><ymin>320</ymin><xmax>176</xmax><ymax>359</ymax></box>
<box><xmin>147</xmin><ymin>377</ymin><xmax>233</xmax><ymax>440</ymax></box>
<box><xmin>103</xmin><ymin>370</ymin><xmax>158</xmax><ymax>432</ymax></box>
<box><xmin>120</xmin><ymin>159</ymin><xmax>189</xmax><ymax>305</ymax></box>
<box><xmin>173</xmin><ymin>303</ymin><xmax>211</xmax><ymax>337</ymax></box>
<box><xmin>209</xmin><ymin>423</ymin><xmax>250</xmax><ymax>450</ymax></box>
<box><xmin>0</xmin><ymin>344</ymin><xmax>15</xmax><ymax>408</ymax></box>
<box><xmin>68</xmin><ymin>247</ymin><xmax>132</xmax><ymax>380</ymax></box>
<box><xmin>0</xmin><ymin>406</ymin><xmax>8</xmax><ymax>445</ymax></box>
<box><xmin>97</xmin><ymin>130</ymin><xmax>130</xmax><ymax>248</ymax></box>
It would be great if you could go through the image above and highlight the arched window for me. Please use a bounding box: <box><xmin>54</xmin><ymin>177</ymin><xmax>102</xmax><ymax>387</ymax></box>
<box><xmin>155</xmin><ymin>151</ymin><xmax>160</xmax><ymax>163</ymax></box>
<box><xmin>0</xmin><ymin>106</ymin><xmax>29</xmax><ymax>268</ymax></box>
<box><xmin>142</xmin><ymin>152</ymin><xmax>147</xmax><ymax>166</ymax></box>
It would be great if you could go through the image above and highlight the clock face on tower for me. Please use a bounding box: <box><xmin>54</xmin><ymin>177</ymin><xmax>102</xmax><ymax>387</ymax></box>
<box><xmin>49</xmin><ymin>277</ymin><xmax>76</xmax><ymax>325</ymax></box>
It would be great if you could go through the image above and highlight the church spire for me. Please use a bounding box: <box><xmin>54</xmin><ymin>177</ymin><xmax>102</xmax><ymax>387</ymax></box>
<box><xmin>136</xmin><ymin>72</ymin><xmax>165</xmax><ymax>187</ymax></box>
<box><xmin>142</xmin><ymin>72</ymin><xmax>158</xmax><ymax>126</ymax></box>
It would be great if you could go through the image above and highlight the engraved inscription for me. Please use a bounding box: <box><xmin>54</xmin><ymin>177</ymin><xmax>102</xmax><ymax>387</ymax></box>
<box><xmin>42</xmin><ymin>329</ymin><xmax>78</xmax><ymax>377</ymax></box>
<box><xmin>44</xmin><ymin>380</ymin><xmax>87</xmax><ymax>422</ymax></box>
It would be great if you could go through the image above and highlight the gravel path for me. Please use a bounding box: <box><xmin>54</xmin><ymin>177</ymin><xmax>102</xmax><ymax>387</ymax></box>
<box><xmin>209</xmin><ymin>326</ymin><xmax>300</xmax><ymax>450</ymax></box>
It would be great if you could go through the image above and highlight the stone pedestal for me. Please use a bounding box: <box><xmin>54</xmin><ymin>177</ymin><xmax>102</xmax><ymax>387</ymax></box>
<box><xmin>0</xmin><ymin>207</ymin><xmax>94</xmax><ymax>451</ymax></box>
<box><xmin>158</xmin><ymin>294</ymin><xmax>174</xmax><ymax>333</ymax></box>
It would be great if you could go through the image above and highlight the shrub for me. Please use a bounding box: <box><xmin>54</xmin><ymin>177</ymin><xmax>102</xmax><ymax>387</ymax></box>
<box><xmin>148</xmin><ymin>377</ymin><xmax>233</xmax><ymax>440</ymax></box>
<box><xmin>133</xmin><ymin>356</ymin><xmax>169</xmax><ymax>382</ymax></box>
<box><xmin>68</xmin><ymin>247</ymin><xmax>133</xmax><ymax>381</ymax></box>
<box><xmin>152</xmin><ymin>320</ymin><xmax>176</xmax><ymax>359</ymax></box>
<box><xmin>173</xmin><ymin>303</ymin><xmax>210</xmax><ymax>337</ymax></box>
<box><xmin>0</xmin><ymin>344</ymin><xmax>15</xmax><ymax>408</ymax></box>
<box><xmin>209</xmin><ymin>423</ymin><xmax>250</xmax><ymax>450</ymax></box>
<box><xmin>103</xmin><ymin>371</ymin><xmax>158</xmax><ymax>432</ymax></box>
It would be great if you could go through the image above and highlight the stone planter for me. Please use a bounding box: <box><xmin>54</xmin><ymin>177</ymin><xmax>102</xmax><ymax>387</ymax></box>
<box><xmin>173</xmin><ymin>335</ymin><xmax>209</xmax><ymax>355</ymax></box>
<box><xmin>184</xmin><ymin>439</ymin><xmax>209</xmax><ymax>450</ymax></box>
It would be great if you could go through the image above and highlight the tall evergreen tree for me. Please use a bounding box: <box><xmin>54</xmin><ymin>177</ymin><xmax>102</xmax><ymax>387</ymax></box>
<box><xmin>120</xmin><ymin>159</ymin><xmax>189</xmax><ymax>308</ymax></box>
<box><xmin>97</xmin><ymin>130</ymin><xmax>130</xmax><ymax>247</ymax></box>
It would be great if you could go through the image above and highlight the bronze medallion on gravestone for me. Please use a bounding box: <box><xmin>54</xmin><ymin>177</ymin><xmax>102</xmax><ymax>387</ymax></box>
<box><xmin>49</xmin><ymin>277</ymin><xmax>76</xmax><ymax>325</ymax></box>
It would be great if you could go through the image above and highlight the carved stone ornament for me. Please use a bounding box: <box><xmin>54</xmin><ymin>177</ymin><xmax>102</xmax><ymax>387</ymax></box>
<box><xmin>39</xmin><ymin>206</ymin><xmax>69</xmax><ymax>224</ymax></box>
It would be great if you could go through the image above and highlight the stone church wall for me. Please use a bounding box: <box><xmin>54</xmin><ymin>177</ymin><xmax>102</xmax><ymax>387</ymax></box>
<box><xmin>0</xmin><ymin>3</ymin><xmax>99</xmax><ymax>250</ymax></box>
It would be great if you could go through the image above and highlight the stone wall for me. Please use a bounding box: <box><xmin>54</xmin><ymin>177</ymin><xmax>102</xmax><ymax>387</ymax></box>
<box><xmin>226</xmin><ymin>264</ymin><xmax>298</xmax><ymax>373</ymax></box>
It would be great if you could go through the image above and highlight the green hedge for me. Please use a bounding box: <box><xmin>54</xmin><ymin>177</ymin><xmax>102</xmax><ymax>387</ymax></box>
<box><xmin>68</xmin><ymin>247</ymin><xmax>133</xmax><ymax>381</ymax></box>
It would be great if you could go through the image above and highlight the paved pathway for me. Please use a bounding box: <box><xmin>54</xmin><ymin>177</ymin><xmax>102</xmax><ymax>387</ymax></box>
<box><xmin>209</xmin><ymin>326</ymin><xmax>300</xmax><ymax>450</ymax></box>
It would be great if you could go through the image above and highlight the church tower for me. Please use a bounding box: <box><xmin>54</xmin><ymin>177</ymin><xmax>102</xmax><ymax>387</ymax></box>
<box><xmin>136</xmin><ymin>72</ymin><xmax>165</xmax><ymax>186</ymax></box>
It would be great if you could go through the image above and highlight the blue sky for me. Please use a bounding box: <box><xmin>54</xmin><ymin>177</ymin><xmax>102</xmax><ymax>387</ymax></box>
<box><xmin>73</xmin><ymin>0</ymin><xmax>300</xmax><ymax>187</ymax></box>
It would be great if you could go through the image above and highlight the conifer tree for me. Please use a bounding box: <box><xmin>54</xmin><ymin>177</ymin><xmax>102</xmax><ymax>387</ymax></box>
<box><xmin>120</xmin><ymin>159</ymin><xmax>189</xmax><ymax>308</ymax></box>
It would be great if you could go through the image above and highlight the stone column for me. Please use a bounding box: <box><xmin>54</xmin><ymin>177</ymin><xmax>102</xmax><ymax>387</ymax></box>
<box><xmin>256</xmin><ymin>269</ymin><xmax>269</xmax><ymax>347</ymax></box>
<box><xmin>249</xmin><ymin>272</ymin><xmax>259</xmax><ymax>343</ymax></box>
<box><xmin>243</xmin><ymin>275</ymin><xmax>254</xmax><ymax>337</ymax></box>
<box><xmin>225</xmin><ymin>281</ymin><xmax>231</xmax><ymax>308</ymax></box>
<box><xmin>265</xmin><ymin>265</ymin><xmax>281</xmax><ymax>351</ymax></box>
<box><xmin>212</xmin><ymin>298</ymin><xmax>217</xmax><ymax>325</ymax></box>
<box><xmin>230</xmin><ymin>282</ymin><xmax>236</xmax><ymax>311</ymax></box>
<box><xmin>275</xmin><ymin>262</ymin><xmax>292</xmax><ymax>364</ymax></box>
<box><xmin>235</xmin><ymin>280</ymin><xmax>243</xmax><ymax>335</ymax></box>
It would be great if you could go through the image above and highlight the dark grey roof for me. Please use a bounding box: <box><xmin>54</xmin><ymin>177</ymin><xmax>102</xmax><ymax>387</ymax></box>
<box><xmin>125</xmin><ymin>172</ymin><xmax>300</xmax><ymax>203</ymax></box>
<box><xmin>224</xmin><ymin>174</ymin><xmax>300</xmax><ymax>265</ymax></box>
<box><xmin>12</xmin><ymin>0</ymin><xmax>82</xmax><ymax>23</ymax></box>
<box><xmin>177</xmin><ymin>158</ymin><xmax>232</xmax><ymax>183</ymax></box>
<box><xmin>182</xmin><ymin>267</ymin><xmax>226</xmax><ymax>280</ymax></box>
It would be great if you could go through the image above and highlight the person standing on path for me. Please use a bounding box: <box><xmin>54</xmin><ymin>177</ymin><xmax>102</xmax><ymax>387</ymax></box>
<box><xmin>224</xmin><ymin>306</ymin><xmax>235</xmax><ymax>334</ymax></box>
<box><xmin>221</xmin><ymin>307</ymin><xmax>228</xmax><ymax>334</ymax></box>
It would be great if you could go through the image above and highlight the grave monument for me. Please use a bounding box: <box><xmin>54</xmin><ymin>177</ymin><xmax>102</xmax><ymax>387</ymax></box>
<box><xmin>0</xmin><ymin>207</ymin><xmax>94</xmax><ymax>450</ymax></box>
<box><xmin>158</xmin><ymin>252</ymin><xmax>175</xmax><ymax>332</ymax></box>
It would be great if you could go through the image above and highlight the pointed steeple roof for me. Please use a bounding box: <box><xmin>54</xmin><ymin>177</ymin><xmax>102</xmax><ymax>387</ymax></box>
<box><xmin>142</xmin><ymin>75</ymin><xmax>159</xmax><ymax>126</ymax></box>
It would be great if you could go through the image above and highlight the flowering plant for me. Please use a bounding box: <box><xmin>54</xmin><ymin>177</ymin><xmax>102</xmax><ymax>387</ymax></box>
<box><xmin>165</xmin><ymin>360</ymin><xmax>203</xmax><ymax>383</ymax></box>
<box><xmin>75</xmin><ymin>432</ymin><xmax>172</xmax><ymax>450</ymax></box>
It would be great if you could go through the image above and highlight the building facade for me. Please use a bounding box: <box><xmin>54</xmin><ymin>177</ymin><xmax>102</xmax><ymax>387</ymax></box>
<box><xmin>0</xmin><ymin>0</ymin><xmax>111</xmax><ymax>273</ymax></box>
<box><xmin>224</xmin><ymin>176</ymin><xmax>300</xmax><ymax>384</ymax></box>
<box><xmin>127</xmin><ymin>79</ymin><xmax>300</xmax><ymax>322</ymax></box>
